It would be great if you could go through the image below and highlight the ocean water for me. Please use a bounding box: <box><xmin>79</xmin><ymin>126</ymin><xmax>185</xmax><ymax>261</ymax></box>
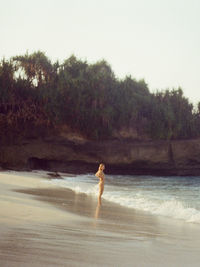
<box><xmin>48</xmin><ymin>174</ymin><xmax>200</xmax><ymax>224</ymax></box>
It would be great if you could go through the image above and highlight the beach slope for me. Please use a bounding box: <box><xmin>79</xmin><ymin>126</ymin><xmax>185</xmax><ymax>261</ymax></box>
<box><xmin>0</xmin><ymin>172</ymin><xmax>200</xmax><ymax>267</ymax></box>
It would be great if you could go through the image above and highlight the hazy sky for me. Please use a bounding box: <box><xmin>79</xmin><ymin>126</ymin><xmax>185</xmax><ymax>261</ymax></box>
<box><xmin>0</xmin><ymin>0</ymin><xmax>200</xmax><ymax>104</ymax></box>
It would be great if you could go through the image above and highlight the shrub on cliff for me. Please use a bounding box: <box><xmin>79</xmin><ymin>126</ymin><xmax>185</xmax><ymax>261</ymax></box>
<box><xmin>0</xmin><ymin>51</ymin><xmax>199</xmax><ymax>142</ymax></box>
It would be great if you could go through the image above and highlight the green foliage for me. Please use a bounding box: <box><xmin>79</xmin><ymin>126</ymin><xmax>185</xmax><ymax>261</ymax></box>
<box><xmin>0</xmin><ymin>51</ymin><xmax>200</xmax><ymax>142</ymax></box>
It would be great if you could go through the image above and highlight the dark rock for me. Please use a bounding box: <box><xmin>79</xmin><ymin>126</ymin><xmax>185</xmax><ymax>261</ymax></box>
<box><xmin>1</xmin><ymin>135</ymin><xmax>200</xmax><ymax>176</ymax></box>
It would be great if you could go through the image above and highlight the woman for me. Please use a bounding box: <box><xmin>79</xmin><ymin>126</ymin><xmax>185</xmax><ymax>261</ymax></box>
<box><xmin>95</xmin><ymin>163</ymin><xmax>105</xmax><ymax>205</ymax></box>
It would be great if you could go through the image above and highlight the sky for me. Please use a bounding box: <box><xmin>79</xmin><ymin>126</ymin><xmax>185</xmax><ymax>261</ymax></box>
<box><xmin>0</xmin><ymin>0</ymin><xmax>200</xmax><ymax>104</ymax></box>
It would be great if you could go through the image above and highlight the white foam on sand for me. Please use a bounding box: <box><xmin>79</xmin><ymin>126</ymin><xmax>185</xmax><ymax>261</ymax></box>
<box><xmin>49</xmin><ymin>174</ymin><xmax>200</xmax><ymax>224</ymax></box>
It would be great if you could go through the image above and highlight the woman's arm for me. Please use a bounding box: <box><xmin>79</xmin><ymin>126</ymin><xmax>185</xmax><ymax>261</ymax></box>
<box><xmin>95</xmin><ymin>171</ymin><xmax>103</xmax><ymax>179</ymax></box>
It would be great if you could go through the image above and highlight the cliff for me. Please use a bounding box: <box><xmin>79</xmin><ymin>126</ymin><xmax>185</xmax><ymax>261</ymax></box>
<box><xmin>1</xmin><ymin>132</ymin><xmax>200</xmax><ymax>176</ymax></box>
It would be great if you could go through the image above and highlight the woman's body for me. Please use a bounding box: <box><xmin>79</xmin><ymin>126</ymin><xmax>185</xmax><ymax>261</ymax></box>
<box><xmin>95</xmin><ymin>163</ymin><xmax>105</xmax><ymax>205</ymax></box>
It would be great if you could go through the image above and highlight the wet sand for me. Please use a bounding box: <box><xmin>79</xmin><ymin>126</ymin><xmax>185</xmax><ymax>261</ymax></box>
<box><xmin>0</xmin><ymin>171</ymin><xmax>200</xmax><ymax>267</ymax></box>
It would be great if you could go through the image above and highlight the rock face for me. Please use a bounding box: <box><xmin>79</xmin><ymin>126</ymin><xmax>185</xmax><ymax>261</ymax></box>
<box><xmin>1</xmin><ymin>134</ymin><xmax>200</xmax><ymax>176</ymax></box>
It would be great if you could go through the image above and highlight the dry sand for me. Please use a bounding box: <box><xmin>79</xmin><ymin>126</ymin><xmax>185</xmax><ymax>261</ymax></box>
<box><xmin>0</xmin><ymin>171</ymin><xmax>200</xmax><ymax>267</ymax></box>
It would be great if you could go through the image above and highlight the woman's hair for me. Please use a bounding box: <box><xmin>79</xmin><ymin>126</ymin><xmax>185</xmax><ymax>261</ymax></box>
<box><xmin>99</xmin><ymin>163</ymin><xmax>105</xmax><ymax>170</ymax></box>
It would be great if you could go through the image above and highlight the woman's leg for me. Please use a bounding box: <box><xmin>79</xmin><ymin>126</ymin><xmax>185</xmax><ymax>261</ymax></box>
<box><xmin>98</xmin><ymin>184</ymin><xmax>104</xmax><ymax>205</ymax></box>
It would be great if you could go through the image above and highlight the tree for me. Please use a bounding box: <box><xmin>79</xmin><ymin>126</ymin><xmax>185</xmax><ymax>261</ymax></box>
<box><xmin>0</xmin><ymin>52</ymin><xmax>199</xmax><ymax>142</ymax></box>
<box><xmin>13</xmin><ymin>51</ymin><xmax>53</xmax><ymax>86</ymax></box>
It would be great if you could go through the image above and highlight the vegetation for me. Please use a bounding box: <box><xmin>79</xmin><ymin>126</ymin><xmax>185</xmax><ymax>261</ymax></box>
<box><xmin>0</xmin><ymin>51</ymin><xmax>200</xmax><ymax>142</ymax></box>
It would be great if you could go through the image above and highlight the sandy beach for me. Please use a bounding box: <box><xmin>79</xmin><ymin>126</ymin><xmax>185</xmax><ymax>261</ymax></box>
<box><xmin>1</xmin><ymin>171</ymin><xmax>200</xmax><ymax>267</ymax></box>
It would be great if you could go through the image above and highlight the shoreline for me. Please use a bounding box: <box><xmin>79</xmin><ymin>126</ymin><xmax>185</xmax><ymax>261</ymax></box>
<box><xmin>1</xmin><ymin>166</ymin><xmax>200</xmax><ymax>178</ymax></box>
<box><xmin>1</xmin><ymin>171</ymin><xmax>200</xmax><ymax>266</ymax></box>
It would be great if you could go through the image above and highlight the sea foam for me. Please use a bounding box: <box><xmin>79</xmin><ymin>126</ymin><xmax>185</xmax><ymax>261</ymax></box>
<box><xmin>49</xmin><ymin>174</ymin><xmax>200</xmax><ymax>224</ymax></box>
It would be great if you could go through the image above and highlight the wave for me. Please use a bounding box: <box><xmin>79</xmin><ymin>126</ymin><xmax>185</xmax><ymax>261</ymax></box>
<box><xmin>49</xmin><ymin>176</ymin><xmax>200</xmax><ymax>224</ymax></box>
<box><xmin>105</xmin><ymin>193</ymin><xmax>200</xmax><ymax>224</ymax></box>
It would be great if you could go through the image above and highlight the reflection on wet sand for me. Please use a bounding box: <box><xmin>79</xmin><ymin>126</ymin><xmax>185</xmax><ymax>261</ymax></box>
<box><xmin>95</xmin><ymin>204</ymin><xmax>101</xmax><ymax>219</ymax></box>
